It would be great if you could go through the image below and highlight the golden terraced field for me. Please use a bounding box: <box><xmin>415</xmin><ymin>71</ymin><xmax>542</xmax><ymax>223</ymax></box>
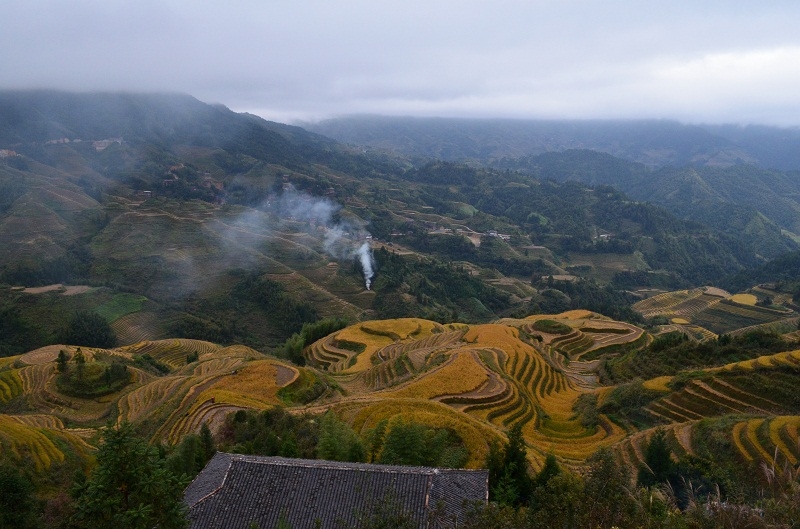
<box><xmin>2</xmin><ymin>309</ymin><xmax>799</xmax><ymax>478</ymax></box>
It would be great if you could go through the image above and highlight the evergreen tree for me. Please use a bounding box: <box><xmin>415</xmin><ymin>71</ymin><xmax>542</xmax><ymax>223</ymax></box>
<box><xmin>57</xmin><ymin>349</ymin><xmax>68</xmax><ymax>373</ymax></box>
<box><xmin>527</xmin><ymin>472</ymin><xmax>585</xmax><ymax>529</ymax></box>
<box><xmin>638</xmin><ymin>428</ymin><xmax>675</xmax><ymax>488</ymax></box>
<box><xmin>0</xmin><ymin>464</ymin><xmax>38</xmax><ymax>529</ymax></box>
<box><xmin>364</xmin><ymin>419</ymin><xmax>388</xmax><ymax>463</ymax></box>
<box><xmin>74</xmin><ymin>348</ymin><xmax>85</xmax><ymax>381</ymax></box>
<box><xmin>60</xmin><ymin>310</ymin><xmax>116</xmax><ymax>349</ymax></box>
<box><xmin>200</xmin><ymin>422</ymin><xmax>216</xmax><ymax>461</ymax></box>
<box><xmin>166</xmin><ymin>434</ymin><xmax>206</xmax><ymax>479</ymax></box>
<box><xmin>377</xmin><ymin>420</ymin><xmax>426</xmax><ymax>466</ymax></box>
<box><xmin>486</xmin><ymin>423</ymin><xmax>534</xmax><ymax>506</ymax></box>
<box><xmin>534</xmin><ymin>453</ymin><xmax>560</xmax><ymax>490</ymax></box>
<box><xmin>583</xmin><ymin>448</ymin><xmax>637</xmax><ymax>529</ymax></box>
<box><xmin>317</xmin><ymin>411</ymin><xmax>366</xmax><ymax>462</ymax></box>
<box><xmin>71</xmin><ymin>423</ymin><xmax>189</xmax><ymax>529</ymax></box>
<box><xmin>485</xmin><ymin>439</ymin><xmax>506</xmax><ymax>501</ymax></box>
<box><xmin>502</xmin><ymin>423</ymin><xmax>533</xmax><ymax>506</ymax></box>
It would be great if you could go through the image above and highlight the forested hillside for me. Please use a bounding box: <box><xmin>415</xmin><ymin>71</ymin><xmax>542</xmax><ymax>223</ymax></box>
<box><xmin>310</xmin><ymin>116</ymin><xmax>800</xmax><ymax>259</ymax></box>
<box><xmin>497</xmin><ymin>150</ymin><xmax>800</xmax><ymax>258</ymax></box>
<box><xmin>1</xmin><ymin>91</ymin><xmax>781</xmax><ymax>359</ymax></box>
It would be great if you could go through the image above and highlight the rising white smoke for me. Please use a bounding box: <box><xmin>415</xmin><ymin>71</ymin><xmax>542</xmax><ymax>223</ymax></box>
<box><xmin>276</xmin><ymin>186</ymin><xmax>376</xmax><ymax>290</ymax></box>
<box><xmin>357</xmin><ymin>242</ymin><xmax>374</xmax><ymax>290</ymax></box>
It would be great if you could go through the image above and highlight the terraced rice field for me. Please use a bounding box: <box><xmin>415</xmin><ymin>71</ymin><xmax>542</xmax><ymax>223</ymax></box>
<box><xmin>18</xmin><ymin>344</ymin><xmax>68</xmax><ymax>365</ymax></box>
<box><xmin>0</xmin><ymin>414</ymin><xmax>91</xmax><ymax>472</ymax></box>
<box><xmin>623</xmin><ymin>347</ymin><xmax>800</xmax><ymax>471</ymax></box>
<box><xmin>633</xmin><ymin>288</ymin><xmax>709</xmax><ymax>318</ymax></box>
<box><xmin>5</xmin><ymin>311</ymin><xmax>798</xmax><ymax>475</ymax></box>
<box><xmin>691</xmin><ymin>299</ymin><xmax>795</xmax><ymax>335</ymax></box>
<box><xmin>118</xmin><ymin>339</ymin><xmax>226</xmax><ymax>369</ymax></box>
<box><xmin>308</xmin><ymin>317</ymin><xmax>638</xmax><ymax>468</ymax></box>
<box><xmin>634</xmin><ymin>286</ymin><xmax>796</xmax><ymax>339</ymax></box>
<box><xmin>117</xmin><ymin>376</ymin><xmax>190</xmax><ymax>424</ymax></box>
<box><xmin>111</xmin><ymin>311</ymin><xmax>164</xmax><ymax>345</ymax></box>
<box><xmin>385</xmin><ymin>351</ymin><xmax>489</xmax><ymax>399</ymax></box>
<box><xmin>0</xmin><ymin>369</ymin><xmax>23</xmax><ymax>403</ymax></box>
<box><xmin>158</xmin><ymin>359</ymin><xmax>299</xmax><ymax>443</ymax></box>
<box><xmin>343</xmin><ymin>398</ymin><xmax>501</xmax><ymax>468</ymax></box>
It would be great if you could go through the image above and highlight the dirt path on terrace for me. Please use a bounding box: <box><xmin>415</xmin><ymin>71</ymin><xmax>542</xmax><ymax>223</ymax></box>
<box><xmin>21</xmin><ymin>284</ymin><xmax>92</xmax><ymax>295</ymax></box>
<box><xmin>23</xmin><ymin>284</ymin><xmax>64</xmax><ymax>294</ymax></box>
<box><xmin>275</xmin><ymin>365</ymin><xmax>299</xmax><ymax>386</ymax></box>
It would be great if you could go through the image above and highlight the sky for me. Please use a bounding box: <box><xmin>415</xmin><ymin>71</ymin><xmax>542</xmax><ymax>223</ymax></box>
<box><xmin>2</xmin><ymin>1</ymin><xmax>800</xmax><ymax>126</ymax></box>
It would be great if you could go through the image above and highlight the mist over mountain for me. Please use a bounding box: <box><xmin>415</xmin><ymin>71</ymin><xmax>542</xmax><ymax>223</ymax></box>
<box><xmin>0</xmin><ymin>90</ymin><xmax>796</xmax><ymax>357</ymax></box>
<box><xmin>307</xmin><ymin>115</ymin><xmax>800</xmax><ymax>171</ymax></box>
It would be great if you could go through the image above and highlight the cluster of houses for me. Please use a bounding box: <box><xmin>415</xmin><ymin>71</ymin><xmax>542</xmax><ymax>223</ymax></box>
<box><xmin>428</xmin><ymin>226</ymin><xmax>512</xmax><ymax>241</ymax></box>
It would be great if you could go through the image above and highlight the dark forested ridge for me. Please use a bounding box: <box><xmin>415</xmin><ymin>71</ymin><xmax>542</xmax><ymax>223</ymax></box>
<box><xmin>496</xmin><ymin>150</ymin><xmax>800</xmax><ymax>258</ymax></box>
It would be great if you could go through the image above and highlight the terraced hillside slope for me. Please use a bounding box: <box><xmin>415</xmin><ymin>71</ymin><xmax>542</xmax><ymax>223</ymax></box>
<box><xmin>305</xmin><ymin>313</ymin><xmax>648</xmax><ymax>469</ymax></box>
<box><xmin>2</xmin><ymin>310</ymin><xmax>800</xmax><ymax>497</ymax></box>
<box><xmin>0</xmin><ymin>339</ymin><xmax>308</xmax><ymax>471</ymax></box>
<box><xmin>634</xmin><ymin>286</ymin><xmax>798</xmax><ymax>338</ymax></box>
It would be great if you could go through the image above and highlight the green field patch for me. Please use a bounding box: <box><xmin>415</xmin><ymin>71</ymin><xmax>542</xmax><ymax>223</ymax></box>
<box><xmin>94</xmin><ymin>293</ymin><xmax>149</xmax><ymax>323</ymax></box>
<box><xmin>531</xmin><ymin>319</ymin><xmax>572</xmax><ymax>335</ymax></box>
<box><xmin>567</xmin><ymin>252</ymin><xmax>649</xmax><ymax>282</ymax></box>
<box><xmin>331</xmin><ymin>339</ymin><xmax>366</xmax><ymax>353</ymax></box>
<box><xmin>278</xmin><ymin>369</ymin><xmax>329</xmax><ymax>405</ymax></box>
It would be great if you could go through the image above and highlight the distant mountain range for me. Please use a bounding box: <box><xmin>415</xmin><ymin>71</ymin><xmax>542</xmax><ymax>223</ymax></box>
<box><xmin>308</xmin><ymin>116</ymin><xmax>800</xmax><ymax>259</ymax></box>
<box><xmin>307</xmin><ymin>115</ymin><xmax>800</xmax><ymax>170</ymax></box>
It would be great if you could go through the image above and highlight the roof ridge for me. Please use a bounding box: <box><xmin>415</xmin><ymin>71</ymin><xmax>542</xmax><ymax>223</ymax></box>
<box><xmin>223</xmin><ymin>452</ymin><xmax>488</xmax><ymax>474</ymax></box>
<box><xmin>186</xmin><ymin>453</ymin><xmax>233</xmax><ymax>509</ymax></box>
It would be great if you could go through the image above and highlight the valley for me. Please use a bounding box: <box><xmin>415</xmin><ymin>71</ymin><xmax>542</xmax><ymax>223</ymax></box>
<box><xmin>3</xmin><ymin>91</ymin><xmax>800</xmax><ymax>526</ymax></box>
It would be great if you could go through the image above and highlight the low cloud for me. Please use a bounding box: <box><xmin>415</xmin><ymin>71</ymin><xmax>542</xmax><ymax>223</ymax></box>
<box><xmin>3</xmin><ymin>2</ymin><xmax>800</xmax><ymax>126</ymax></box>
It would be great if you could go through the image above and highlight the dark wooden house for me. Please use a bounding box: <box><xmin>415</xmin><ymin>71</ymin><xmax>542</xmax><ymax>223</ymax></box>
<box><xmin>185</xmin><ymin>453</ymin><xmax>489</xmax><ymax>529</ymax></box>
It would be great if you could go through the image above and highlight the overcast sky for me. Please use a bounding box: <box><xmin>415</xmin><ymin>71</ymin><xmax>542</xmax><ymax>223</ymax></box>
<box><xmin>2</xmin><ymin>1</ymin><xmax>800</xmax><ymax>126</ymax></box>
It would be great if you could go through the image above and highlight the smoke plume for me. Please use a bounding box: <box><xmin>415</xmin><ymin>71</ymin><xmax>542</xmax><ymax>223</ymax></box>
<box><xmin>357</xmin><ymin>242</ymin><xmax>374</xmax><ymax>290</ymax></box>
<box><xmin>273</xmin><ymin>187</ymin><xmax>376</xmax><ymax>289</ymax></box>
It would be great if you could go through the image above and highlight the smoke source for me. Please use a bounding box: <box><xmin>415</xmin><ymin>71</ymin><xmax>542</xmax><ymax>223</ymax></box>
<box><xmin>357</xmin><ymin>242</ymin><xmax>374</xmax><ymax>290</ymax></box>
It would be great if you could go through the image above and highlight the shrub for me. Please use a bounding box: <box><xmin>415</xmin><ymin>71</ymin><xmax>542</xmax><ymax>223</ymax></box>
<box><xmin>531</xmin><ymin>319</ymin><xmax>572</xmax><ymax>335</ymax></box>
<box><xmin>58</xmin><ymin>310</ymin><xmax>116</xmax><ymax>349</ymax></box>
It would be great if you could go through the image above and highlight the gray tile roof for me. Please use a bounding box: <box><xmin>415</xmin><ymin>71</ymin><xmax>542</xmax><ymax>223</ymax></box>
<box><xmin>185</xmin><ymin>453</ymin><xmax>488</xmax><ymax>529</ymax></box>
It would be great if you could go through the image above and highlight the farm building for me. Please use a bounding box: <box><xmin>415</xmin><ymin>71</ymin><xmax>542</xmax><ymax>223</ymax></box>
<box><xmin>185</xmin><ymin>453</ymin><xmax>489</xmax><ymax>529</ymax></box>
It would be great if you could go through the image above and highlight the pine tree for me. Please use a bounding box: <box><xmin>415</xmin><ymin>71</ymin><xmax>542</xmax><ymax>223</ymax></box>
<box><xmin>57</xmin><ymin>349</ymin><xmax>68</xmax><ymax>373</ymax></box>
<box><xmin>534</xmin><ymin>453</ymin><xmax>560</xmax><ymax>489</ymax></box>
<box><xmin>74</xmin><ymin>348</ymin><xmax>85</xmax><ymax>381</ymax></box>
<box><xmin>377</xmin><ymin>420</ymin><xmax>426</xmax><ymax>466</ymax></box>
<box><xmin>71</xmin><ymin>423</ymin><xmax>189</xmax><ymax>529</ymax></box>
<box><xmin>200</xmin><ymin>422</ymin><xmax>215</xmax><ymax>461</ymax></box>
<box><xmin>502</xmin><ymin>422</ymin><xmax>533</xmax><ymax>505</ymax></box>
<box><xmin>637</xmin><ymin>428</ymin><xmax>674</xmax><ymax>487</ymax></box>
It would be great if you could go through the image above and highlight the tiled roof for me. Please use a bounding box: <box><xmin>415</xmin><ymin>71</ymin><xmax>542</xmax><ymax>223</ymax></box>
<box><xmin>185</xmin><ymin>453</ymin><xmax>488</xmax><ymax>529</ymax></box>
